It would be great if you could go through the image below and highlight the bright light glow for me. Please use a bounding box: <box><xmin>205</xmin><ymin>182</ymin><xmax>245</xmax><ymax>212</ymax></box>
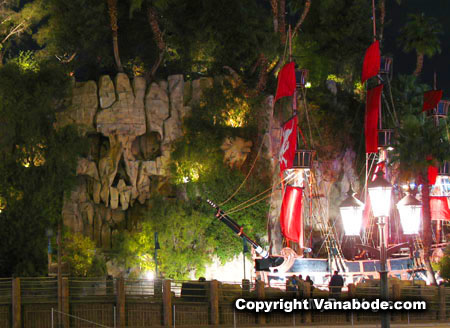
<box><xmin>183</xmin><ymin>176</ymin><xmax>189</xmax><ymax>183</ymax></box>
<box><xmin>398</xmin><ymin>204</ymin><xmax>421</xmax><ymax>234</ymax></box>
<box><xmin>339</xmin><ymin>190</ymin><xmax>364</xmax><ymax>236</ymax></box>
<box><xmin>144</xmin><ymin>271</ymin><xmax>154</xmax><ymax>280</ymax></box>
<box><xmin>368</xmin><ymin>186</ymin><xmax>392</xmax><ymax>217</ymax></box>
<box><xmin>305</xmin><ymin>82</ymin><xmax>312</xmax><ymax>88</ymax></box>
<box><xmin>368</xmin><ymin>173</ymin><xmax>392</xmax><ymax>217</ymax></box>
<box><xmin>340</xmin><ymin>205</ymin><xmax>364</xmax><ymax>236</ymax></box>
<box><xmin>397</xmin><ymin>194</ymin><xmax>422</xmax><ymax>235</ymax></box>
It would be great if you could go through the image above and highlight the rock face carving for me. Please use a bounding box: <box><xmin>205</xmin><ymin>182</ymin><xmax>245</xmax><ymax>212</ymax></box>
<box><xmin>58</xmin><ymin>74</ymin><xmax>246</xmax><ymax>249</ymax></box>
<box><xmin>221</xmin><ymin>137</ymin><xmax>252</xmax><ymax>169</ymax></box>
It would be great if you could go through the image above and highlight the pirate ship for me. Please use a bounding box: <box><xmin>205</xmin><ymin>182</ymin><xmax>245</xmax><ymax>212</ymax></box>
<box><xmin>207</xmin><ymin>25</ymin><xmax>450</xmax><ymax>287</ymax></box>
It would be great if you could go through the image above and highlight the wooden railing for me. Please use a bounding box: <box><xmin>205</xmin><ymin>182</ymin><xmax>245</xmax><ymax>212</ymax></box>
<box><xmin>1</xmin><ymin>277</ymin><xmax>450</xmax><ymax>327</ymax></box>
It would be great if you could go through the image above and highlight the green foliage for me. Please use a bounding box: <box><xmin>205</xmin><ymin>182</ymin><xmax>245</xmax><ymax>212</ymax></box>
<box><xmin>63</xmin><ymin>232</ymin><xmax>106</xmax><ymax>277</ymax></box>
<box><xmin>399</xmin><ymin>13</ymin><xmax>442</xmax><ymax>57</ymax></box>
<box><xmin>392</xmin><ymin>114</ymin><xmax>450</xmax><ymax>180</ymax></box>
<box><xmin>10</xmin><ymin>51</ymin><xmax>39</xmax><ymax>72</ymax></box>
<box><xmin>0</xmin><ymin>60</ymin><xmax>88</xmax><ymax>276</ymax></box>
<box><xmin>0</xmin><ymin>0</ymin><xmax>45</xmax><ymax>61</ymax></box>
<box><xmin>114</xmin><ymin>199</ymin><xmax>213</xmax><ymax>279</ymax></box>
<box><xmin>128</xmin><ymin>0</ymin><xmax>278</xmax><ymax>79</ymax></box>
<box><xmin>389</xmin><ymin>75</ymin><xmax>450</xmax><ymax>180</ymax></box>
<box><xmin>293</xmin><ymin>0</ymin><xmax>372</xmax><ymax>86</ymax></box>
<box><xmin>439</xmin><ymin>246</ymin><xmax>450</xmax><ymax>282</ymax></box>
<box><xmin>113</xmin><ymin>81</ymin><xmax>269</xmax><ymax>278</ymax></box>
<box><xmin>35</xmin><ymin>0</ymin><xmax>113</xmax><ymax>78</ymax></box>
<box><xmin>304</xmin><ymin>84</ymin><xmax>365</xmax><ymax>160</ymax></box>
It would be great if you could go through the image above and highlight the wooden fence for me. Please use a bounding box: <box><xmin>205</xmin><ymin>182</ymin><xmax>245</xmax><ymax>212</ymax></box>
<box><xmin>1</xmin><ymin>277</ymin><xmax>450</xmax><ymax>327</ymax></box>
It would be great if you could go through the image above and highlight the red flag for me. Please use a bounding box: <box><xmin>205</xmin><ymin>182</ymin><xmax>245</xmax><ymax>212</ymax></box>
<box><xmin>279</xmin><ymin>116</ymin><xmax>298</xmax><ymax>172</ymax></box>
<box><xmin>361</xmin><ymin>41</ymin><xmax>380</xmax><ymax>84</ymax></box>
<box><xmin>275</xmin><ymin>62</ymin><xmax>296</xmax><ymax>102</ymax></box>
<box><xmin>430</xmin><ymin>196</ymin><xmax>450</xmax><ymax>221</ymax></box>
<box><xmin>428</xmin><ymin>166</ymin><xmax>438</xmax><ymax>185</ymax></box>
<box><xmin>280</xmin><ymin>185</ymin><xmax>304</xmax><ymax>245</ymax></box>
<box><xmin>365</xmin><ymin>85</ymin><xmax>383</xmax><ymax>153</ymax></box>
<box><xmin>422</xmin><ymin>90</ymin><xmax>443</xmax><ymax>112</ymax></box>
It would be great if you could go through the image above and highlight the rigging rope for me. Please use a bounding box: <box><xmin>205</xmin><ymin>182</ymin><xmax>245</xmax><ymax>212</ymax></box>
<box><xmin>223</xmin><ymin>172</ymin><xmax>297</xmax><ymax>215</ymax></box>
<box><xmin>219</xmin><ymin>134</ymin><xmax>267</xmax><ymax>206</ymax></box>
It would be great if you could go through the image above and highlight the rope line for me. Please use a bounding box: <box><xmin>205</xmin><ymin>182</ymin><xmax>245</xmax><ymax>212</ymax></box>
<box><xmin>219</xmin><ymin>134</ymin><xmax>267</xmax><ymax>206</ymax></box>
<box><xmin>224</xmin><ymin>172</ymin><xmax>296</xmax><ymax>215</ymax></box>
<box><xmin>53</xmin><ymin>309</ymin><xmax>112</xmax><ymax>328</ymax></box>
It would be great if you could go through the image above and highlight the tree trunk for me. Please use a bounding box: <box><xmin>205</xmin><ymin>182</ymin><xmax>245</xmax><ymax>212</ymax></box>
<box><xmin>293</xmin><ymin>0</ymin><xmax>311</xmax><ymax>37</ymax></box>
<box><xmin>413</xmin><ymin>52</ymin><xmax>424</xmax><ymax>76</ymax></box>
<box><xmin>107</xmin><ymin>0</ymin><xmax>124</xmax><ymax>72</ymax></box>
<box><xmin>0</xmin><ymin>50</ymin><xmax>3</xmax><ymax>67</ymax></box>
<box><xmin>379</xmin><ymin>0</ymin><xmax>385</xmax><ymax>42</ymax></box>
<box><xmin>278</xmin><ymin>0</ymin><xmax>286</xmax><ymax>45</ymax></box>
<box><xmin>146</xmin><ymin>6</ymin><xmax>165</xmax><ymax>80</ymax></box>
<box><xmin>421</xmin><ymin>172</ymin><xmax>438</xmax><ymax>285</ymax></box>
<box><xmin>270</xmin><ymin>0</ymin><xmax>278</xmax><ymax>33</ymax></box>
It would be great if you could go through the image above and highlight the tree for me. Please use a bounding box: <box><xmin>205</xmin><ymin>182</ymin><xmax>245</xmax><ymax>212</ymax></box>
<box><xmin>35</xmin><ymin>0</ymin><xmax>113</xmax><ymax>79</ymax></box>
<box><xmin>398</xmin><ymin>13</ymin><xmax>442</xmax><ymax>77</ymax></box>
<box><xmin>393</xmin><ymin>78</ymin><xmax>450</xmax><ymax>284</ymax></box>
<box><xmin>63</xmin><ymin>232</ymin><xmax>106</xmax><ymax>277</ymax></box>
<box><xmin>107</xmin><ymin>0</ymin><xmax>124</xmax><ymax>72</ymax></box>
<box><xmin>0</xmin><ymin>0</ymin><xmax>44</xmax><ymax>65</ymax></box>
<box><xmin>0</xmin><ymin>60</ymin><xmax>88</xmax><ymax>276</ymax></box>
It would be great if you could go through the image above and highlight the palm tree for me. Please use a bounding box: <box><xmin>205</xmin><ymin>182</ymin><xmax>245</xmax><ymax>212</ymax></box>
<box><xmin>107</xmin><ymin>0</ymin><xmax>124</xmax><ymax>72</ymax></box>
<box><xmin>393</xmin><ymin>114</ymin><xmax>450</xmax><ymax>285</ymax></box>
<box><xmin>398</xmin><ymin>13</ymin><xmax>442</xmax><ymax>77</ymax></box>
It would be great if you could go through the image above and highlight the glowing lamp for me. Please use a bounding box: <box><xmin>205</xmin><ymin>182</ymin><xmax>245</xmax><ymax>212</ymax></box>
<box><xmin>397</xmin><ymin>191</ymin><xmax>422</xmax><ymax>235</ymax></box>
<box><xmin>339</xmin><ymin>186</ymin><xmax>364</xmax><ymax>236</ymax></box>
<box><xmin>368</xmin><ymin>170</ymin><xmax>392</xmax><ymax>218</ymax></box>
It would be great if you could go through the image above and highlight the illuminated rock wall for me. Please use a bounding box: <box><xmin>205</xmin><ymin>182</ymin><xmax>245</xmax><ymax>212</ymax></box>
<box><xmin>57</xmin><ymin>74</ymin><xmax>208</xmax><ymax>248</ymax></box>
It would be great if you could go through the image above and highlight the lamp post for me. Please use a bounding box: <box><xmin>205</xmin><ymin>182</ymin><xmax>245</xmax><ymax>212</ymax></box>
<box><xmin>154</xmin><ymin>232</ymin><xmax>160</xmax><ymax>278</ymax></box>
<box><xmin>46</xmin><ymin>228</ymin><xmax>53</xmax><ymax>273</ymax></box>
<box><xmin>368</xmin><ymin>170</ymin><xmax>393</xmax><ymax>328</ymax></box>
<box><xmin>339</xmin><ymin>186</ymin><xmax>364</xmax><ymax>260</ymax></box>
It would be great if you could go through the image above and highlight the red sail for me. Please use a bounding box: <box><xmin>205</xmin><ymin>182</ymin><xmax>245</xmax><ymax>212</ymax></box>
<box><xmin>279</xmin><ymin>116</ymin><xmax>298</xmax><ymax>172</ymax></box>
<box><xmin>428</xmin><ymin>166</ymin><xmax>438</xmax><ymax>185</ymax></box>
<box><xmin>365</xmin><ymin>85</ymin><xmax>383</xmax><ymax>153</ymax></box>
<box><xmin>422</xmin><ymin>90</ymin><xmax>443</xmax><ymax>112</ymax></box>
<box><xmin>430</xmin><ymin>196</ymin><xmax>450</xmax><ymax>221</ymax></box>
<box><xmin>280</xmin><ymin>185</ymin><xmax>303</xmax><ymax>245</ymax></box>
<box><xmin>275</xmin><ymin>62</ymin><xmax>296</xmax><ymax>102</ymax></box>
<box><xmin>361</xmin><ymin>41</ymin><xmax>380</xmax><ymax>84</ymax></box>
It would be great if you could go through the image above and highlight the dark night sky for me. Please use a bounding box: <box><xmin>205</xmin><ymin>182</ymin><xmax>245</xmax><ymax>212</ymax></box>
<box><xmin>384</xmin><ymin>0</ymin><xmax>450</xmax><ymax>95</ymax></box>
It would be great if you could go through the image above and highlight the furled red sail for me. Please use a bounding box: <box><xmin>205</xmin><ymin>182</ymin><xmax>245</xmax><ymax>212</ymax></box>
<box><xmin>280</xmin><ymin>185</ymin><xmax>304</xmax><ymax>245</ymax></box>
<box><xmin>428</xmin><ymin>166</ymin><xmax>438</xmax><ymax>185</ymax></box>
<box><xmin>430</xmin><ymin>196</ymin><xmax>450</xmax><ymax>221</ymax></box>
<box><xmin>274</xmin><ymin>62</ymin><xmax>296</xmax><ymax>102</ymax></box>
<box><xmin>279</xmin><ymin>115</ymin><xmax>298</xmax><ymax>172</ymax></box>
<box><xmin>365</xmin><ymin>85</ymin><xmax>383</xmax><ymax>153</ymax></box>
<box><xmin>361</xmin><ymin>41</ymin><xmax>380</xmax><ymax>84</ymax></box>
<box><xmin>422</xmin><ymin>90</ymin><xmax>443</xmax><ymax>112</ymax></box>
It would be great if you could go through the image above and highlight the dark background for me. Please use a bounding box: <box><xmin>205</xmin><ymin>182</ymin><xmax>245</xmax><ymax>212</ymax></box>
<box><xmin>384</xmin><ymin>0</ymin><xmax>450</xmax><ymax>94</ymax></box>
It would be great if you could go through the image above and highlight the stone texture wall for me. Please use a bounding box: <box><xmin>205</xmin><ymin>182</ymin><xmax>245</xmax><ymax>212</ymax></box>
<box><xmin>57</xmin><ymin>74</ymin><xmax>212</xmax><ymax>248</ymax></box>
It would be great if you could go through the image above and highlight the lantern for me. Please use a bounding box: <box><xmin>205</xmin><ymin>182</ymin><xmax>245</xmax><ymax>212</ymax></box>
<box><xmin>397</xmin><ymin>191</ymin><xmax>422</xmax><ymax>235</ymax></box>
<box><xmin>368</xmin><ymin>170</ymin><xmax>392</xmax><ymax>218</ymax></box>
<box><xmin>339</xmin><ymin>186</ymin><xmax>365</xmax><ymax>236</ymax></box>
